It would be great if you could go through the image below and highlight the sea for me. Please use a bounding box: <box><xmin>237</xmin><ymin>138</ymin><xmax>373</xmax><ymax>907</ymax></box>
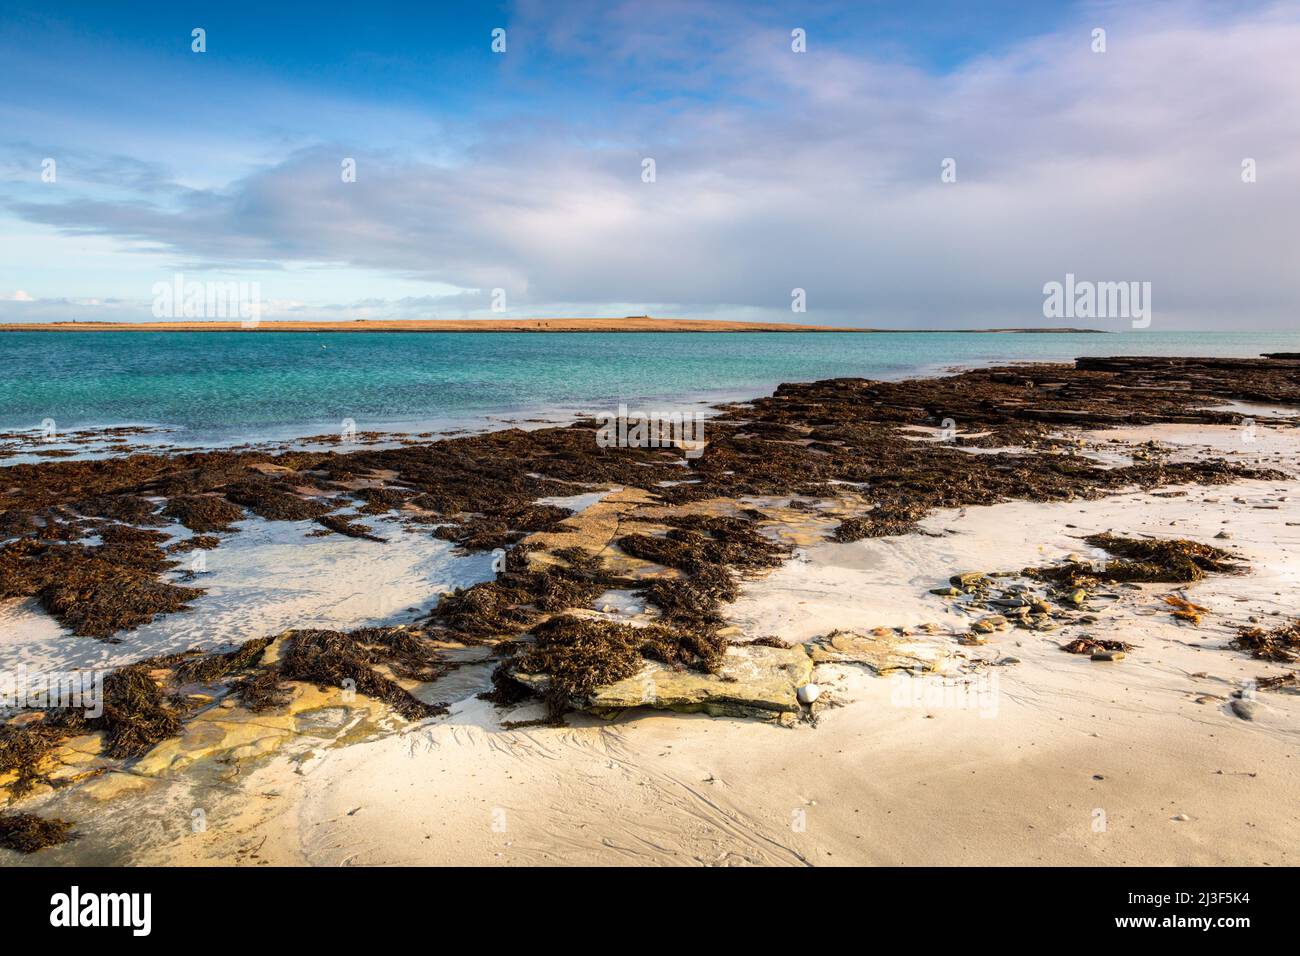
<box><xmin>2</xmin><ymin>329</ymin><xmax>1298</xmax><ymax>445</ymax></box>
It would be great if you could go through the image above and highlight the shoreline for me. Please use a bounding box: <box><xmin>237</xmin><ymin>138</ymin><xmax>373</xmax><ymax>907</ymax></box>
<box><xmin>2</xmin><ymin>354</ymin><xmax>1298</xmax><ymax>865</ymax></box>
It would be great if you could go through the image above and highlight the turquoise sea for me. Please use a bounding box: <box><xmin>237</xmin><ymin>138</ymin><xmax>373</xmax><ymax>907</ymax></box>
<box><xmin>1</xmin><ymin>330</ymin><xmax>1297</xmax><ymax>444</ymax></box>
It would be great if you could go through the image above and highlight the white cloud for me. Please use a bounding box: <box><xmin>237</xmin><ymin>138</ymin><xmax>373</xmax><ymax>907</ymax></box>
<box><xmin>5</xmin><ymin>1</ymin><xmax>1300</xmax><ymax>328</ymax></box>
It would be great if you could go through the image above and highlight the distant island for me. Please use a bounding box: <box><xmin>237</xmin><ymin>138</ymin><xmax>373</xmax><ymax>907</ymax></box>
<box><xmin>0</xmin><ymin>318</ymin><xmax>1107</xmax><ymax>333</ymax></box>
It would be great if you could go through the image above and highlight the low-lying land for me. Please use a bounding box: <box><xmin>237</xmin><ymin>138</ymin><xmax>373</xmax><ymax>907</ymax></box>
<box><xmin>0</xmin><ymin>319</ymin><xmax>1107</xmax><ymax>333</ymax></box>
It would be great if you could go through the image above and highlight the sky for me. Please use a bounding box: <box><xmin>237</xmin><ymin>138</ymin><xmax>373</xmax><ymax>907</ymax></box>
<box><xmin>0</xmin><ymin>0</ymin><xmax>1297</xmax><ymax>329</ymax></box>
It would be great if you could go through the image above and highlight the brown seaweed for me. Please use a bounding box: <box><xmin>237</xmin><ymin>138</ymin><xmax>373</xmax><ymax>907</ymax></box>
<box><xmin>1234</xmin><ymin>620</ymin><xmax>1300</xmax><ymax>663</ymax></box>
<box><xmin>162</xmin><ymin>494</ymin><xmax>246</xmax><ymax>532</ymax></box>
<box><xmin>0</xmin><ymin>811</ymin><xmax>74</xmax><ymax>853</ymax></box>
<box><xmin>278</xmin><ymin>629</ymin><xmax>446</xmax><ymax>720</ymax></box>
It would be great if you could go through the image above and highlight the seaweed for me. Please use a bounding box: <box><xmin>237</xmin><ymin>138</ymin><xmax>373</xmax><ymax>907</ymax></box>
<box><xmin>506</xmin><ymin>616</ymin><xmax>648</xmax><ymax>719</ymax></box>
<box><xmin>619</xmin><ymin>514</ymin><xmax>788</xmax><ymax>574</ymax></box>
<box><xmin>167</xmin><ymin>534</ymin><xmax>220</xmax><ymax>553</ymax></box>
<box><xmin>0</xmin><ymin>538</ymin><xmax>204</xmax><ymax>638</ymax></box>
<box><xmin>0</xmin><ymin>356</ymin><xmax>1289</xmax><ymax>651</ymax></box>
<box><xmin>222</xmin><ymin>477</ymin><xmax>334</xmax><ymax>521</ymax></box>
<box><xmin>1084</xmin><ymin>533</ymin><xmax>1242</xmax><ymax>582</ymax></box>
<box><xmin>278</xmin><ymin>629</ymin><xmax>446</xmax><ymax>720</ymax></box>
<box><xmin>352</xmin><ymin>486</ymin><xmax>413</xmax><ymax>515</ymax></box>
<box><xmin>1254</xmin><ymin>672</ymin><xmax>1299</xmax><ymax>692</ymax></box>
<box><xmin>237</xmin><ymin>668</ymin><xmax>291</xmax><ymax>712</ymax></box>
<box><xmin>174</xmin><ymin>636</ymin><xmax>273</xmax><ymax>684</ymax></box>
<box><xmin>427</xmin><ymin>546</ymin><xmax>612</xmax><ymax>639</ymax></box>
<box><xmin>502</xmin><ymin>609</ymin><xmax>737</xmax><ymax>719</ymax></box>
<box><xmin>1233</xmin><ymin>620</ymin><xmax>1300</xmax><ymax>663</ymax></box>
<box><xmin>1026</xmin><ymin>534</ymin><xmax>1244</xmax><ymax>589</ymax></box>
<box><xmin>747</xmin><ymin>635</ymin><xmax>792</xmax><ymax>648</ymax></box>
<box><xmin>831</xmin><ymin>501</ymin><xmax>928</xmax><ymax>541</ymax></box>
<box><xmin>638</xmin><ymin>564</ymin><xmax>737</xmax><ymax>625</ymax></box>
<box><xmin>1061</xmin><ymin>637</ymin><xmax>1130</xmax><ymax>654</ymax></box>
<box><xmin>1164</xmin><ymin>593</ymin><xmax>1209</xmax><ymax>625</ymax></box>
<box><xmin>431</xmin><ymin>504</ymin><xmax>574</xmax><ymax>551</ymax></box>
<box><xmin>0</xmin><ymin>811</ymin><xmax>74</xmax><ymax>853</ymax></box>
<box><xmin>0</xmin><ymin>722</ymin><xmax>67</xmax><ymax>797</ymax></box>
<box><xmin>40</xmin><ymin>564</ymin><xmax>203</xmax><ymax>639</ymax></box>
<box><xmin>314</xmin><ymin>513</ymin><xmax>386</xmax><ymax>542</ymax></box>
<box><xmin>76</xmin><ymin>494</ymin><xmax>164</xmax><ymax>526</ymax></box>
<box><xmin>162</xmin><ymin>494</ymin><xmax>246</xmax><ymax>532</ymax></box>
<box><xmin>88</xmin><ymin>665</ymin><xmax>184</xmax><ymax>758</ymax></box>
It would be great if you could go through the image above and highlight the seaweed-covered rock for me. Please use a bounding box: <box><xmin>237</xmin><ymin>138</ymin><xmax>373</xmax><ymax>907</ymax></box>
<box><xmin>514</xmin><ymin>642</ymin><xmax>812</xmax><ymax>724</ymax></box>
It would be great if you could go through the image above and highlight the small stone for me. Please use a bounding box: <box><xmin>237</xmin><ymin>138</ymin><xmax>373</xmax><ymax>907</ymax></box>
<box><xmin>796</xmin><ymin>683</ymin><xmax>821</xmax><ymax>705</ymax></box>
<box><xmin>997</xmin><ymin>656</ymin><xmax>1021</xmax><ymax>665</ymax></box>
<box><xmin>950</xmin><ymin>572</ymin><xmax>988</xmax><ymax>589</ymax></box>
<box><xmin>1214</xmin><ymin>531</ymin><xmax>1231</xmax><ymax>540</ymax></box>
<box><xmin>1230</xmin><ymin>699</ymin><xmax>1258</xmax><ymax>721</ymax></box>
<box><xmin>1068</xmin><ymin>590</ymin><xmax>1087</xmax><ymax>606</ymax></box>
<box><xmin>1171</xmin><ymin>813</ymin><xmax>1190</xmax><ymax>822</ymax></box>
<box><xmin>930</xmin><ymin>587</ymin><xmax>960</xmax><ymax>597</ymax></box>
<box><xmin>1091</xmin><ymin>650</ymin><xmax>1125</xmax><ymax>662</ymax></box>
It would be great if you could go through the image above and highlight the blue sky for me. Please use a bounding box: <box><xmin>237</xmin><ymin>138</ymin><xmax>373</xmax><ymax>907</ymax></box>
<box><xmin>1</xmin><ymin>0</ymin><xmax>1297</xmax><ymax>327</ymax></box>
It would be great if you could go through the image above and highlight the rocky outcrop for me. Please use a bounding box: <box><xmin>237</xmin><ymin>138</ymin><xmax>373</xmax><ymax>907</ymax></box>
<box><xmin>515</xmin><ymin>642</ymin><xmax>813</xmax><ymax>725</ymax></box>
<box><xmin>806</xmin><ymin>629</ymin><xmax>949</xmax><ymax>675</ymax></box>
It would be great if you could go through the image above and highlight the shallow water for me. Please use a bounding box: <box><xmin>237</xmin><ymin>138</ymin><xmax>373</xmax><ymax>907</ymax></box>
<box><xmin>0</xmin><ymin>513</ymin><xmax>494</xmax><ymax>673</ymax></box>
<box><xmin>3</xmin><ymin>329</ymin><xmax>1298</xmax><ymax>444</ymax></box>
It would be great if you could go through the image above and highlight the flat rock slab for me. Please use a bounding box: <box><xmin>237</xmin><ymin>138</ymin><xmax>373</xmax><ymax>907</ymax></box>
<box><xmin>807</xmin><ymin>629</ymin><xmax>947</xmax><ymax>675</ymax></box>
<box><xmin>519</xmin><ymin>643</ymin><xmax>813</xmax><ymax>724</ymax></box>
<box><xmin>589</xmin><ymin>644</ymin><xmax>812</xmax><ymax>723</ymax></box>
<box><xmin>130</xmin><ymin>682</ymin><xmax>387</xmax><ymax>777</ymax></box>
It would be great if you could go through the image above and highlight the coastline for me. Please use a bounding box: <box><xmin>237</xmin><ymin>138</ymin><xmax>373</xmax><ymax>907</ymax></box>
<box><xmin>2</xmin><ymin>355</ymin><xmax>1298</xmax><ymax>865</ymax></box>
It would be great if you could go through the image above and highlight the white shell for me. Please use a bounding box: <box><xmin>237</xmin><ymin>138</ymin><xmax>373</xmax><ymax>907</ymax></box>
<box><xmin>796</xmin><ymin>683</ymin><xmax>821</xmax><ymax>705</ymax></box>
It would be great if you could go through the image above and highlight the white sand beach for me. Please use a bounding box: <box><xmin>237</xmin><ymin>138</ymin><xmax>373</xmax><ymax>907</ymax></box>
<box><xmin>7</xmin><ymin>420</ymin><xmax>1294</xmax><ymax>867</ymax></box>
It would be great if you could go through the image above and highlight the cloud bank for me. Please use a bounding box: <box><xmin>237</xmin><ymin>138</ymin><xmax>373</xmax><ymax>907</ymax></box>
<box><xmin>4</xmin><ymin>1</ymin><xmax>1299</xmax><ymax>328</ymax></box>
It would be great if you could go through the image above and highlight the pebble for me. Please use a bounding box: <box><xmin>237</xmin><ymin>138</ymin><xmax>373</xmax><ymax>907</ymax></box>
<box><xmin>1091</xmin><ymin>650</ymin><xmax>1125</xmax><ymax>662</ymax></box>
<box><xmin>1171</xmin><ymin>813</ymin><xmax>1191</xmax><ymax>822</ymax></box>
<box><xmin>797</xmin><ymin>684</ymin><xmax>821</xmax><ymax>705</ymax></box>
<box><xmin>1230</xmin><ymin>699</ymin><xmax>1258</xmax><ymax>721</ymax></box>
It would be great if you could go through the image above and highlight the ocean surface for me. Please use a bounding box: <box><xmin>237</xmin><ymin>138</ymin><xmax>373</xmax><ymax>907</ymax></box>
<box><xmin>2</xmin><ymin>329</ymin><xmax>1297</xmax><ymax>445</ymax></box>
